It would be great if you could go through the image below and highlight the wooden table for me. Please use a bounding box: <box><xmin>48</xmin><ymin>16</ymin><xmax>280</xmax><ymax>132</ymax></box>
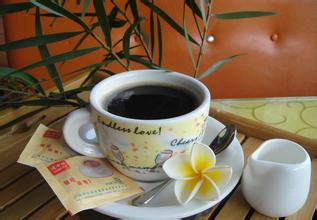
<box><xmin>0</xmin><ymin>105</ymin><xmax>316</xmax><ymax>220</ymax></box>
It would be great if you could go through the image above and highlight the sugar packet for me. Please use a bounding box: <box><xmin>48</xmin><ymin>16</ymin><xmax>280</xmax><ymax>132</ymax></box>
<box><xmin>36</xmin><ymin>156</ymin><xmax>143</xmax><ymax>215</ymax></box>
<box><xmin>18</xmin><ymin>124</ymin><xmax>143</xmax><ymax>215</ymax></box>
<box><xmin>18</xmin><ymin>124</ymin><xmax>77</xmax><ymax>166</ymax></box>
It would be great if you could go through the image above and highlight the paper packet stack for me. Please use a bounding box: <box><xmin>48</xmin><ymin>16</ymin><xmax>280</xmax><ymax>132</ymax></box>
<box><xmin>18</xmin><ymin>124</ymin><xmax>143</xmax><ymax>215</ymax></box>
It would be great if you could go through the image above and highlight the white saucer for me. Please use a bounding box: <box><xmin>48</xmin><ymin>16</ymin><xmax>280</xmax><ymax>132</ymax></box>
<box><xmin>94</xmin><ymin>116</ymin><xmax>244</xmax><ymax>219</ymax></box>
<box><xmin>63</xmin><ymin>108</ymin><xmax>104</xmax><ymax>158</ymax></box>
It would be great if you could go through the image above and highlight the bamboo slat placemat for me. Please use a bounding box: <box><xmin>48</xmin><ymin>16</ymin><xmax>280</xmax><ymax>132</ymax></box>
<box><xmin>0</xmin><ymin>107</ymin><xmax>316</xmax><ymax>220</ymax></box>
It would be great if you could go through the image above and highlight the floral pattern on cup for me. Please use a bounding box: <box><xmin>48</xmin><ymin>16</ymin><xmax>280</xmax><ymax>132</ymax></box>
<box><xmin>96</xmin><ymin>112</ymin><xmax>208</xmax><ymax>170</ymax></box>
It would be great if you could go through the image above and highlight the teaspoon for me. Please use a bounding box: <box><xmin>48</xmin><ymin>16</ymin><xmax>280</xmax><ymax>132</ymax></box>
<box><xmin>131</xmin><ymin>124</ymin><xmax>237</xmax><ymax>207</ymax></box>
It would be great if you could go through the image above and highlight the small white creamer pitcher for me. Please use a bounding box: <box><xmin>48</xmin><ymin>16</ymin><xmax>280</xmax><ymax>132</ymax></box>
<box><xmin>242</xmin><ymin>139</ymin><xmax>311</xmax><ymax>217</ymax></box>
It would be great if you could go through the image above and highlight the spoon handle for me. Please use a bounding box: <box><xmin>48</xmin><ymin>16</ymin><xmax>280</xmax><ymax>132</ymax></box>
<box><xmin>131</xmin><ymin>178</ymin><xmax>173</xmax><ymax>206</ymax></box>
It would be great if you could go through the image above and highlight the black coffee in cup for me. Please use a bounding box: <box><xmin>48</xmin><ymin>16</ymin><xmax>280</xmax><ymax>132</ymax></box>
<box><xmin>106</xmin><ymin>85</ymin><xmax>199</xmax><ymax>120</ymax></box>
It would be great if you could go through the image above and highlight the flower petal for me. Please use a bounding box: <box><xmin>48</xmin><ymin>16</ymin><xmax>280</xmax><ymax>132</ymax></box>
<box><xmin>196</xmin><ymin>176</ymin><xmax>220</xmax><ymax>201</ymax></box>
<box><xmin>175</xmin><ymin>178</ymin><xmax>203</xmax><ymax>205</ymax></box>
<box><xmin>190</xmin><ymin>142</ymin><xmax>216</xmax><ymax>173</ymax></box>
<box><xmin>204</xmin><ymin>165</ymin><xmax>232</xmax><ymax>191</ymax></box>
<box><xmin>163</xmin><ymin>155</ymin><xmax>197</xmax><ymax>180</ymax></box>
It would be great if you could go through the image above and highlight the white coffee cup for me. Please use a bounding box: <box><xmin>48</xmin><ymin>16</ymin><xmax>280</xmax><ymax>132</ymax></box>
<box><xmin>242</xmin><ymin>139</ymin><xmax>311</xmax><ymax>217</ymax></box>
<box><xmin>64</xmin><ymin>70</ymin><xmax>210</xmax><ymax>182</ymax></box>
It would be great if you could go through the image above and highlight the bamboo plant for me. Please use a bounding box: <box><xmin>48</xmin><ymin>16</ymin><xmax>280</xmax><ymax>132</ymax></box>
<box><xmin>0</xmin><ymin>0</ymin><xmax>275</xmax><ymax>130</ymax></box>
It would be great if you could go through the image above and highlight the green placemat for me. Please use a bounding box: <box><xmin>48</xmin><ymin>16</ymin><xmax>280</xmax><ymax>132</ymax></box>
<box><xmin>213</xmin><ymin>97</ymin><xmax>317</xmax><ymax>140</ymax></box>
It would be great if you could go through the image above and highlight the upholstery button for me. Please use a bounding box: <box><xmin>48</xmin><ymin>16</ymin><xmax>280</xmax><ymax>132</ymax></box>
<box><xmin>271</xmin><ymin>34</ymin><xmax>279</xmax><ymax>41</ymax></box>
<box><xmin>207</xmin><ymin>35</ymin><xmax>215</xmax><ymax>43</ymax></box>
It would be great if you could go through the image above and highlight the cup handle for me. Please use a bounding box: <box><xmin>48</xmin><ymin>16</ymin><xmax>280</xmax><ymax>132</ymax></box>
<box><xmin>63</xmin><ymin>108</ymin><xmax>105</xmax><ymax>158</ymax></box>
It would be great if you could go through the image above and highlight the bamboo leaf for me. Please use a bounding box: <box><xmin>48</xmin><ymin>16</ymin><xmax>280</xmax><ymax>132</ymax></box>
<box><xmin>211</xmin><ymin>11</ymin><xmax>276</xmax><ymax>20</ymax></box>
<box><xmin>72</xmin><ymin>95</ymin><xmax>87</xmax><ymax>106</ymax></box>
<box><xmin>141</xmin><ymin>0</ymin><xmax>199</xmax><ymax>46</ymax></box>
<box><xmin>38</xmin><ymin>12</ymin><xmax>97</xmax><ymax>17</ymax></box>
<box><xmin>185</xmin><ymin>0</ymin><xmax>202</xmax><ymax>18</ymax></box>
<box><xmin>0</xmin><ymin>2</ymin><xmax>34</xmax><ymax>15</ymax></box>
<box><xmin>108</xmin><ymin>6</ymin><xmax>127</xmax><ymax>28</ymax></box>
<box><xmin>109</xmin><ymin>6</ymin><xmax>119</xmax><ymax>20</ymax></box>
<box><xmin>81</xmin><ymin>0</ymin><xmax>90</xmax><ymax>18</ymax></box>
<box><xmin>93</xmin><ymin>0</ymin><xmax>112</xmax><ymax>47</ymax></box>
<box><xmin>3</xmin><ymin>99</ymin><xmax>80</xmax><ymax>107</ymax></box>
<box><xmin>66</xmin><ymin>59</ymin><xmax>115</xmax><ymax>75</ymax></box>
<box><xmin>124</xmin><ymin>1</ymin><xmax>130</xmax><ymax>13</ymax></box>
<box><xmin>60</xmin><ymin>0</ymin><xmax>66</xmax><ymax>7</ymax></box>
<box><xmin>183</xmin><ymin>14</ymin><xmax>195</xmax><ymax>67</ymax></box>
<box><xmin>123</xmin><ymin>18</ymin><xmax>144</xmax><ymax>60</ymax></box>
<box><xmin>63</xmin><ymin>85</ymin><xmax>94</xmax><ymax>97</ymax></box>
<box><xmin>198</xmin><ymin>54</ymin><xmax>245</xmax><ymax>80</ymax></box>
<box><xmin>98</xmin><ymin>69</ymin><xmax>116</xmax><ymax>76</ymax></box>
<box><xmin>109</xmin><ymin>44</ymin><xmax>142</xmax><ymax>60</ymax></box>
<box><xmin>60</xmin><ymin>22</ymin><xmax>98</xmax><ymax>67</ymax></box>
<box><xmin>71</xmin><ymin>22</ymin><xmax>99</xmax><ymax>52</ymax></box>
<box><xmin>76</xmin><ymin>0</ymin><xmax>82</xmax><ymax>6</ymax></box>
<box><xmin>35</xmin><ymin>7</ymin><xmax>64</xmax><ymax>94</ymax></box>
<box><xmin>0</xmin><ymin>67</ymin><xmax>45</xmax><ymax>95</ymax></box>
<box><xmin>49</xmin><ymin>85</ymin><xmax>93</xmax><ymax>99</ymax></box>
<box><xmin>0</xmin><ymin>107</ymin><xmax>48</xmax><ymax>131</ymax></box>
<box><xmin>1</xmin><ymin>47</ymin><xmax>100</xmax><ymax>78</ymax></box>
<box><xmin>139</xmin><ymin>29</ymin><xmax>149</xmax><ymax>47</ymax></box>
<box><xmin>130</xmin><ymin>55</ymin><xmax>161</xmax><ymax>69</ymax></box>
<box><xmin>111</xmin><ymin>38</ymin><xmax>123</xmax><ymax>50</ymax></box>
<box><xmin>0</xmin><ymin>86</ymin><xmax>29</xmax><ymax>95</ymax></box>
<box><xmin>72</xmin><ymin>32</ymin><xmax>89</xmax><ymax>51</ymax></box>
<box><xmin>30</xmin><ymin>0</ymin><xmax>91</xmax><ymax>32</ymax></box>
<box><xmin>0</xmin><ymin>31</ymin><xmax>83</xmax><ymax>51</ymax></box>
<box><xmin>150</xmin><ymin>8</ymin><xmax>155</xmax><ymax>57</ymax></box>
<box><xmin>157</xmin><ymin>16</ymin><xmax>162</xmax><ymax>66</ymax></box>
<box><xmin>199</xmin><ymin>0</ymin><xmax>207</xmax><ymax>28</ymax></box>
<box><xmin>80</xmin><ymin>66</ymin><xmax>100</xmax><ymax>86</ymax></box>
<box><xmin>129</xmin><ymin>0</ymin><xmax>139</xmax><ymax>21</ymax></box>
<box><xmin>31</xmin><ymin>0</ymin><xmax>64</xmax><ymax>17</ymax></box>
<box><xmin>111</xmin><ymin>19</ymin><xmax>127</xmax><ymax>28</ymax></box>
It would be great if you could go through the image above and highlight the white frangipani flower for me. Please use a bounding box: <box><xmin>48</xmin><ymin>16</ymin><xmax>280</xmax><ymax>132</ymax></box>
<box><xmin>163</xmin><ymin>142</ymin><xmax>232</xmax><ymax>205</ymax></box>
